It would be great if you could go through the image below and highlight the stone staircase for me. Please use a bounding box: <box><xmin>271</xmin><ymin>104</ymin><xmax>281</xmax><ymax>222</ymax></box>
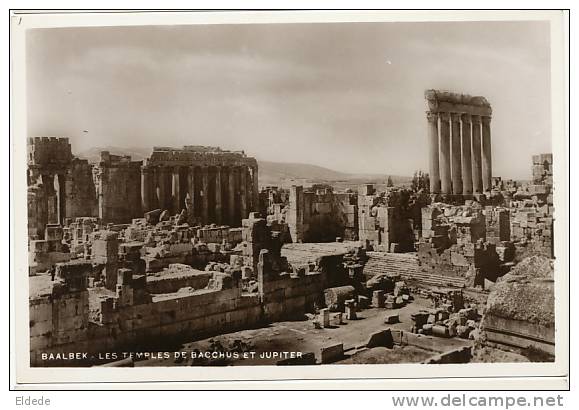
<box><xmin>364</xmin><ymin>252</ymin><xmax>467</xmax><ymax>288</ymax></box>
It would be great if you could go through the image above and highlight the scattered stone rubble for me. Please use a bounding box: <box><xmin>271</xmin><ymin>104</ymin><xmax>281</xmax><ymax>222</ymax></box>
<box><xmin>27</xmin><ymin>125</ymin><xmax>555</xmax><ymax>365</ymax></box>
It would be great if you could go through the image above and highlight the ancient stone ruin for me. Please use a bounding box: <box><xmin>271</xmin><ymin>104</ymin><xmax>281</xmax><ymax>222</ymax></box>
<box><xmin>27</xmin><ymin>138</ymin><xmax>259</xmax><ymax>237</ymax></box>
<box><xmin>425</xmin><ymin>90</ymin><xmax>493</xmax><ymax>196</ymax></box>
<box><xmin>143</xmin><ymin>146</ymin><xmax>258</xmax><ymax>227</ymax></box>
<box><xmin>27</xmin><ymin>89</ymin><xmax>556</xmax><ymax>367</ymax></box>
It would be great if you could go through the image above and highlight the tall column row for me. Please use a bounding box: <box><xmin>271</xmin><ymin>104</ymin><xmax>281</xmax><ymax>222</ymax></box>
<box><xmin>141</xmin><ymin>164</ymin><xmax>257</xmax><ymax>226</ymax></box>
<box><xmin>426</xmin><ymin>111</ymin><xmax>492</xmax><ymax>195</ymax></box>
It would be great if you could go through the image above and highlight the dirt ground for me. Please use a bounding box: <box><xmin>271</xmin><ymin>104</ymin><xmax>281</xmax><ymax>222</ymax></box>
<box><xmin>134</xmin><ymin>294</ymin><xmax>474</xmax><ymax>367</ymax></box>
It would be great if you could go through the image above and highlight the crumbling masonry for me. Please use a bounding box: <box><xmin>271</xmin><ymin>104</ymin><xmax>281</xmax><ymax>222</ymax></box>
<box><xmin>27</xmin><ymin>139</ymin><xmax>259</xmax><ymax>236</ymax></box>
<box><xmin>27</xmin><ymin>88</ymin><xmax>557</xmax><ymax>366</ymax></box>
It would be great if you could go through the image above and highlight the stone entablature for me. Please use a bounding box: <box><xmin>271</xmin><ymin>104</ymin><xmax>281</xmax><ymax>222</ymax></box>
<box><xmin>146</xmin><ymin>147</ymin><xmax>257</xmax><ymax>168</ymax></box>
<box><xmin>424</xmin><ymin>90</ymin><xmax>492</xmax><ymax>117</ymax></box>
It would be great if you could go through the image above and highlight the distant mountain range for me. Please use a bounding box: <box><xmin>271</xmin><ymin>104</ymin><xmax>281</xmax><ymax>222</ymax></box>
<box><xmin>76</xmin><ymin>147</ymin><xmax>412</xmax><ymax>187</ymax></box>
<box><xmin>258</xmin><ymin>160</ymin><xmax>411</xmax><ymax>187</ymax></box>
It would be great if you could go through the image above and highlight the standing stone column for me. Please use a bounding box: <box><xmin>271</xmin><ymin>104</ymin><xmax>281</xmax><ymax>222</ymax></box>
<box><xmin>201</xmin><ymin>166</ymin><xmax>209</xmax><ymax>224</ymax></box>
<box><xmin>426</xmin><ymin>111</ymin><xmax>440</xmax><ymax>193</ymax></box>
<box><xmin>150</xmin><ymin>167</ymin><xmax>158</xmax><ymax>210</ymax></box>
<box><xmin>215</xmin><ymin>167</ymin><xmax>223</xmax><ymax>224</ymax></box>
<box><xmin>158</xmin><ymin>167</ymin><xmax>168</xmax><ymax>211</ymax></box>
<box><xmin>450</xmin><ymin>113</ymin><xmax>463</xmax><ymax>195</ymax></box>
<box><xmin>460</xmin><ymin>114</ymin><xmax>473</xmax><ymax>195</ymax></box>
<box><xmin>239</xmin><ymin>166</ymin><xmax>248</xmax><ymax>221</ymax></box>
<box><xmin>45</xmin><ymin>174</ymin><xmax>58</xmax><ymax>224</ymax></box>
<box><xmin>481</xmin><ymin>116</ymin><xmax>493</xmax><ymax>191</ymax></box>
<box><xmin>56</xmin><ymin>173</ymin><xmax>66</xmax><ymax>224</ymax></box>
<box><xmin>228</xmin><ymin>167</ymin><xmax>237</xmax><ymax>226</ymax></box>
<box><xmin>141</xmin><ymin>166</ymin><xmax>152</xmax><ymax>213</ymax></box>
<box><xmin>45</xmin><ymin>174</ymin><xmax>57</xmax><ymax>224</ymax></box>
<box><xmin>471</xmin><ymin>115</ymin><xmax>483</xmax><ymax>193</ymax></box>
<box><xmin>188</xmin><ymin>166</ymin><xmax>195</xmax><ymax>218</ymax></box>
<box><xmin>251</xmin><ymin>165</ymin><xmax>259</xmax><ymax>213</ymax></box>
<box><xmin>439</xmin><ymin>112</ymin><xmax>452</xmax><ymax>195</ymax></box>
<box><xmin>172</xmin><ymin>166</ymin><xmax>181</xmax><ymax>213</ymax></box>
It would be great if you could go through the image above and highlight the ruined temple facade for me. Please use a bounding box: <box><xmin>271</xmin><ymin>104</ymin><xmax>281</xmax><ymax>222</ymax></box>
<box><xmin>142</xmin><ymin>146</ymin><xmax>259</xmax><ymax>227</ymax></box>
<box><xmin>425</xmin><ymin>90</ymin><xmax>493</xmax><ymax>196</ymax></box>
<box><xmin>27</xmin><ymin>138</ymin><xmax>97</xmax><ymax>239</ymax></box>
<box><xmin>27</xmin><ymin>138</ymin><xmax>259</xmax><ymax>238</ymax></box>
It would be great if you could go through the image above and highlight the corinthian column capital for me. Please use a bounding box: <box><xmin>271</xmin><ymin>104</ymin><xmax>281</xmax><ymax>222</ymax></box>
<box><xmin>439</xmin><ymin>112</ymin><xmax>451</xmax><ymax>123</ymax></box>
<box><xmin>426</xmin><ymin>111</ymin><xmax>438</xmax><ymax>123</ymax></box>
<box><xmin>450</xmin><ymin>112</ymin><xmax>461</xmax><ymax>122</ymax></box>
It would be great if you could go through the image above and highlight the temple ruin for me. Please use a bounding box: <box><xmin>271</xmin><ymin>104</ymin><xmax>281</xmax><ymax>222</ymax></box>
<box><xmin>425</xmin><ymin>90</ymin><xmax>493</xmax><ymax>196</ymax></box>
<box><xmin>142</xmin><ymin>147</ymin><xmax>258</xmax><ymax>227</ymax></box>
<box><xmin>26</xmin><ymin>89</ymin><xmax>556</xmax><ymax>367</ymax></box>
<box><xmin>27</xmin><ymin>139</ymin><xmax>259</xmax><ymax>237</ymax></box>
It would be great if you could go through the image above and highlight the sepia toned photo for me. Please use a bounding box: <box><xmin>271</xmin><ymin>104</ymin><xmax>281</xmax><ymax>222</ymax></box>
<box><xmin>11</xmin><ymin>10</ymin><xmax>569</xmax><ymax>387</ymax></box>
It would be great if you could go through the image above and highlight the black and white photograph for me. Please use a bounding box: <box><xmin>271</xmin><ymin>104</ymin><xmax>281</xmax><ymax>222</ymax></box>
<box><xmin>10</xmin><ymin>9</ymin><xmax>569</xmax><ymax>389</ymax></box>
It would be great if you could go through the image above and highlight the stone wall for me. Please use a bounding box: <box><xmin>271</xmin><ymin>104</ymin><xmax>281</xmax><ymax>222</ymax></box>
<box><xmin>145</xmin><ymin>265</ymin><xmax>211</xmax><ymax>294</ymax></box>
<box><xmin>29</xmin><ymin>261</ymin><xmax>91</xmax><ymax>361</ymax></box>
<box><xmin>94</xmin><ymin>152</ymin><xmax>143</xmax><ymax>224</ymax></box>
<box><xmin>359</xmin><ymin>185</ymin><xmax>425</xmax><ymax>252</ymax></box>
<box><xmin>257</xmin><ymin>248</ymin><xmax>325</xmax><ymax>321</ymax></box>
<box><xmin>27</xmin><ymin>137</ymin><xmax>73</xmax><ymax>169</ymax></box>
<box><xmin>287</xmin><ymin>185</ymin><xmax>357</xmax><ymax>243</ymax></box>
<box><xmin>510</xmin><ymin>203</ymin><xmax>554</xmax><ymax>259</ymax></box>
<box><xmin>484</xmin><ymin>206</ymin><xmax>510</xmax><ymax>244</ymax></box>
<box><xmin>65</xmin><ymin>159</ymin><xmax>98</xmax><ymax>219</ymax></box>
<box><xmin>417</xmin><ymin>203</ymin><xmax>508</xmax><ymax>286</ymax></box>
<box><xmin>27</xmin><ymin>138</ymin><xmax>75</xmax><ymax>238</ymax></box>
<box><xmin>28</xmin><ymin>183</ymin><xmax>48</xmax><ymax>239</ymax></box>
<box><xmin>30</xmin><ymin>234</ymin><xmax>326</xmax><ymax>366</ymax></box>
<box><xmin>531</xmin><ymin>153</ymin><xmax>553</xmax><ymax>192</ymax></box>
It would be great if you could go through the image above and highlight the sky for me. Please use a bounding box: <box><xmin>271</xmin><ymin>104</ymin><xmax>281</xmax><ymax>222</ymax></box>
<box><xmin>26</xmin><ymin>20</ymin><xmax>551</xmax><ymax>179</ymax></box>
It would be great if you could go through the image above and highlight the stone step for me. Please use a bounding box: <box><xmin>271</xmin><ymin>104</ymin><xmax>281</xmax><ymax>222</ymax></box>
<box><xmin>364</xmin><ymin>251</ymin><xmax>466</xmax><ymax>288</ymax></box>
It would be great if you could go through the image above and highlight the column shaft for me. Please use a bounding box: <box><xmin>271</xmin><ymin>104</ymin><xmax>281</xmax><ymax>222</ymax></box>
<box><xmin>251</xmin><ymin>165</ymin><xmax>259</xmax><ymax>213</ymax></box>
<box><xmin>450</xmin><ymin>113</ymin><xmax>463</xmax><ymax>195</ymax></box>
<box><xmin>201</xmin><ymin>166</ymin><xmax>209</xmax><ymax>224</ymax></box>
<box><xmin>460</xmin><ymin>114</ymin><xmax>473</xmax><ymax>195</ymax></box>
<box><xmin>45</xmin><ymin>174</ymin><xmax>58</xmax><ymax>224</ymax></box>
<box><xmin>426</xmin><ymin>112</ymin><xmax>440</xmax><ymax>193</ymax></box>
<box><xmin>471</xmin><ymin>116</ymin><xmax>483</xmax><ymax>193</ymax></box>
<box><xmin>141</xmin><ymin>167</ymin><xmax>151</xmax><ymax>213</ymax></box>
<box><xmin>188</xmin><ymin>167</ymin><xmax>195</xmax><ymax>217</ymax></box>
<box><xmin>171</xmin><ymin>166</ymin><xmax>180</xmax><ymax>213</ymax></box>
<box><xmin>215</xmin><ymin>167</ymin><xmax>222</xmax><ymax>224</ymax></box>
<box><xmin>481</xmin><ymin>116</ymin><xmax>493</xmax><ymax>191</ymax></box>
<box><xmin>228</xmin><ymin>167</ymin><xmax>236</xmax><ymax>226</ymax></box>
<box><xmin>239</xmin><ymin>166</ymin><xmax>247</xmax><ymax>221</ymax></box>
<box><xmin>150</xmin><ymin>167</ymin><xmax>158</xmax><ymax>210</ymax></box>
<box><xmin>158</xmin><ymin>167</ymin><xmax>167</xmax><ymax>210</ymax></box>
<box><xmin>439</xmin><ymin>113</ymin><xmax>452</xmax><ymax>195</ymax></box>
<box><xmin>57</xmin><ymin>173</ymin><xmax>66</xmax><ymax>224</ymax></box>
